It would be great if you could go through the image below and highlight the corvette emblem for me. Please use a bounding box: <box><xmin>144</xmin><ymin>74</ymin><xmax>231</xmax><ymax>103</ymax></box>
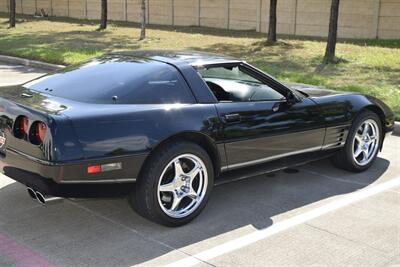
<box><xmin>0</xmin><ymin>132</ymin><xmax>6</xmax><ymax>148</ymax></box>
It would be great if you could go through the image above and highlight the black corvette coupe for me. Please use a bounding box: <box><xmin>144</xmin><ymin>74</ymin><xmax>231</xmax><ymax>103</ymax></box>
<box><xmin>0</xmin><ymin>50</ymin><xmax>395</xmax><ymax>226</ymax></box>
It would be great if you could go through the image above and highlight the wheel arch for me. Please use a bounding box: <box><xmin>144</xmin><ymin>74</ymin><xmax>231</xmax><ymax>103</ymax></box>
<box><xmin>138</xmin><ymin>131</ymin><xmax>222</xmax><ymax>180</ymax></box>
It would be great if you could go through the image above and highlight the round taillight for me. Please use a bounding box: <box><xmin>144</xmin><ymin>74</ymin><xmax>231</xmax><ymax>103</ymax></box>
<box><xmin>30</xmin><ymin>121</ymin><xmax>47</xmax><ymax>145</ymax></box>
<box><xmin>14</xmin><ymin>116</ymin><xmax>29</xmax><ymax>139</ymax></box>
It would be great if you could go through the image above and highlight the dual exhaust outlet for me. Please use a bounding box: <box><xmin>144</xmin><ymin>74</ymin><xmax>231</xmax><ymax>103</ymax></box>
<box><xmin>27</xmin><ymin>187</ymin><xmax>60</xmax><ymax>204</ymax></box>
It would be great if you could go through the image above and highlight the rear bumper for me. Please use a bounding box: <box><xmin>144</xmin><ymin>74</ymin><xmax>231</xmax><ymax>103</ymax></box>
<box><xmin>0</xmin><ymin>148</ymin><xmax>148</xmax><ymax>197</ymax></box>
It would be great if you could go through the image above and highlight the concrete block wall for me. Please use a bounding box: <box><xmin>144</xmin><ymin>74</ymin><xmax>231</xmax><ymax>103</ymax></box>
<box><xmin>86</xmin><ymin>0</ymin><xmax>99</xmax><ymax>19</ymax></box>
<box><xmin>200</xmin><ymin>0</ymin><xmax>227</xmax><ymax>28</ymax></box>
<box><xmin>68</xmin><ymin>0</ymin><xmax>85</xmax><ymax>18</ymax></box>
<box><xmin>1</xmin><ymin>0</ymin><xmax>399</xmax><ymax>39</ymax></box>
<box><xmin>126</xmin><ymin>0</ymin><xmax>141</xmax><ymax>22</ymax></box>
<box><xmin>379</xmin><ymin>0</ymin><xmax>400</xmax><ymax>38</ymax></box>
<box><xmin>260</xmin><ymin>0</ymin><xmax>297</xmax><ymax>34</ymax></box>
<box><xmin>36</xmin><ymin>0</ymin><xmax>50</xmax><ymax>15</ymax></box>
<box><xmin>174</xmin><ymin>0</ymin><xmax>198</xmax><ymax>26</ymax></box>
<box><xmin>0</xmin><ymin>0</ymin><xmax>8</xmax><ymax>14</ymax></box>
<box><xmin>229</xmin><ymin>0</ymin><xmax>257</xmax><ymax>30</ymax></box>
<box><xmin>149</xmin><ymin>0</ymin><xmax>173</xmax><ymax>25</ymax></box>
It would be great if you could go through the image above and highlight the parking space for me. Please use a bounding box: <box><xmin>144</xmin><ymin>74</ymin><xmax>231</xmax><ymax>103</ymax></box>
<box><xmin>0</xmin><ymin>63</ymin><xmax>399</xmax><ymax>267</ymax></box>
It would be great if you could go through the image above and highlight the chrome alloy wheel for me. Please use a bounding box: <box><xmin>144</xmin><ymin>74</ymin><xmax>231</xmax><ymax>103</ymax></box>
<box><xmin>352</xmin><ymin>119</ymin><xmax>380</xmax><ymax>166</ymax></box>
<box><xmin>157</xmin><ymin>154</ymin><xmax>208</xmax><ymax>218</ymax></box>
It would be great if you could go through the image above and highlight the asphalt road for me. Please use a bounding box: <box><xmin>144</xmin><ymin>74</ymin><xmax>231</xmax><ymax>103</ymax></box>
<box><xmin>0</xmin><ymin>62</ymin><xmax>399</xmax><ymax>267</ymax></box>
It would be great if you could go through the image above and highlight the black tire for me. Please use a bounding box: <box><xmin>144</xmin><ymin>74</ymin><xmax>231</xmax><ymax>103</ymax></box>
<box><xmin>332</xmin><ymin>110</ymin><xmax>382</xmax><ymax>172</ymax></box>
<box><xmin>129</xmin><ymin>140</ymin><xmax>214</xmax><ymax>227</ymax></box>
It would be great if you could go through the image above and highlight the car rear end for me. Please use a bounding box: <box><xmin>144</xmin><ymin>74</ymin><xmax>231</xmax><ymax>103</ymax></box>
<box><xmin>0</xmin><ymin>85</ymin><xmax>138</xmax><ymax>199</ymax></box>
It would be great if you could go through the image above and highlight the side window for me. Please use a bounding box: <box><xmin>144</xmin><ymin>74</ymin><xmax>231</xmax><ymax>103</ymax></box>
<box><xmin>197</xmin><ymin>65</ymin><xmax>284</xmax><ymax>102</ymax></box>
<box><xmin>126</xmin><ymin>66</ymin><xmax>195</xmax><ymax>104</ymax></box>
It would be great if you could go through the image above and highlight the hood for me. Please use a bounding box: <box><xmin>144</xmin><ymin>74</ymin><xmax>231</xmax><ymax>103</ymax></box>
<box><xmin>284</xmin><ymin>82</ymin><xmax>350</xmax><ymax>98</ymax></box>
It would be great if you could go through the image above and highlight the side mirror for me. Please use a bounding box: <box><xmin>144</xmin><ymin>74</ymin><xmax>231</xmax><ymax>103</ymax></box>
<box><xmin>286</xmin><ymin>91</ymin><xmax>299</xmax><ymax>105</ymax></box>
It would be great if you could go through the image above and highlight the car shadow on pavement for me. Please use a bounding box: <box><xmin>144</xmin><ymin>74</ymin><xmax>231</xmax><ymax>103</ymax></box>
<box><xmin>0</xmin><ymin>157</ymin><xmax>390</xmax><ymax>266</ymax></box>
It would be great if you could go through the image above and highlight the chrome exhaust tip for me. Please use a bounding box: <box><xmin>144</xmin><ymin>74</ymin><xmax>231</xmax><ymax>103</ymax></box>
<box><xmin>27</xmin><ymin>187</ymin><xmax>37</xmax><ymax>200</ymax></box>
<box><xmin>27</xmin><ymin>188</ymin><xmax>61</xmax><ymax>204</ymax></box>
<box><xmin>35</xmin><ymin>191</ymin><xmax>46</xmax><ymax>205</ymax></box>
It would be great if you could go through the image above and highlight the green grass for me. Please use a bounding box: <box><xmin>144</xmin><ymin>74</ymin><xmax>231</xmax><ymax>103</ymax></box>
<box><xmin>1</xmin><ymin>13</ymin><xmax>399</xmax><ymax>119</ymax></box>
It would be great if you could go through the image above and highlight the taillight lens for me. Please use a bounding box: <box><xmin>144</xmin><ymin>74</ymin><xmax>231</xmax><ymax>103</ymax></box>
<box><xmin>30</xmin><ymin>121</ymin><xmax>47</xmax><ymax>145</ymax></box>
<box><xmin>14</xmin><ymin>116</ymin><xmax>29</xmax><ymax>138</ymax></box>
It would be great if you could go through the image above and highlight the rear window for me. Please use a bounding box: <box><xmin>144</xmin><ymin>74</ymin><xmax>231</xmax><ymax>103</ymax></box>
<box><xmin>24</xmin><ymin>56</ymin><xmax>195</xmax><ymax>104</ymax></box>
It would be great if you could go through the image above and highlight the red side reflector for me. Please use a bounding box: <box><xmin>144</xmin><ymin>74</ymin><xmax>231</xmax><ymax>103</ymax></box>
<box><xmin>87</xmin><ymin>165</ymin><xmax>101</xmax><ymax>174</ymax></box>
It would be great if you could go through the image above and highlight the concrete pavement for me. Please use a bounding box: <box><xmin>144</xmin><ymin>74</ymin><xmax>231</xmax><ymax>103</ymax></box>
<box><xmin>0</xmin><ymin>63</ymin><xmax>47</xmax><ymax>86</ymax></box>
<box><xmin>0</xmin><ymin>62</ymin><xmax>399</xmax><ymax>267</ymax></box>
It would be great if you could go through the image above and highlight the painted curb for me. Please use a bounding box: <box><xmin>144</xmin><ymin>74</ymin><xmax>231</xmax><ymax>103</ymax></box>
<box><xmin>0</xmin><ymin>55</ymin><xmax>65</xmax><ymax>71</ymax></box>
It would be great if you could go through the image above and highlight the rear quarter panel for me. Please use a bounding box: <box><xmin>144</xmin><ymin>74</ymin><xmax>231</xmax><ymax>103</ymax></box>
<box><xmin>62</xmin><ymin>103</ymin><xmax>222</xmax><ymax>160</ymax></box>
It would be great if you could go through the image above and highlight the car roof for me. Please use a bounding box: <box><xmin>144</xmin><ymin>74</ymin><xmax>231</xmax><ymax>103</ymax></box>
<box><xmin>110</xmin><ymin>50</ymin><xmax>242</xmax><ymax>67</ymax></box>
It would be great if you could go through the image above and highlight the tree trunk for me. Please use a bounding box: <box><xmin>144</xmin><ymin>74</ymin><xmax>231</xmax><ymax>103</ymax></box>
<box><xmin>323</xmin><ymin>0</ymin><xmax>340</xmax><ymax>64</ymax></box>
<box><xmin>139</xmin><ymin>0</ymin><xmax>146</xmax><ymax>40</ymax></box>
<box><xmin>100</xmin><ymin>0</ymin><xmax>107</xmax><ymax>30</ymax></box>
<box><xmin>267</xmin><ymin>0</ymin><xmax>277</xmax><ymax>43</ymax></box>
<box><xmin>9</xmin><ymin>0</ymin><xmax>16</xmax><ymax>28</ymax></box>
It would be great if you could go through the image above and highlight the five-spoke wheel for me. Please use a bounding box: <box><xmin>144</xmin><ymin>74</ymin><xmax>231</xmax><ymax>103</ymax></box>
<box><xmin>130</xmin><ymin>141</ymin><xmax>213</xmax><ymax>226</ymax></box>
<box><xmin>157</xmin><ymin>154</ymin><xmax>208</xmax><ymax>218</ymax></box>
<box><xmin>333</xmin><ymin>110</ymin><xmax>382</xmax><ymax>172</ymax></box>
<box><xmin>352</xmin><ymin>119</ymin><xmax>380</xmax><ymax>166</ymax></box>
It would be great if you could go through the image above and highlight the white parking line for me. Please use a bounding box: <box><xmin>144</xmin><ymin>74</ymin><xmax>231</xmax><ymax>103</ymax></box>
<box><xmin>164</xmin><ymin>177</ymin><xmax>400</xmax><ymax>267</ymax></box>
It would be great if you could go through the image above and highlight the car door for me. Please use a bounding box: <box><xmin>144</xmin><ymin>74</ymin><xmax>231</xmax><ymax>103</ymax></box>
<box><xmin>217</xmin><ymin>98</ymin><xmax>324</xmax><ymax>169</ymax></box>
<box><xmin>197</xmin><ymin>63</ymin><xmax>325</xmax><ymax>170</ymax></box>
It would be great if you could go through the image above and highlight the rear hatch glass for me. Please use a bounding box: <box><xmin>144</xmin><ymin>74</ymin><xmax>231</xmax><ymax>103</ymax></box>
<box><xmin>24</xmin><ymin>55</ymin><xmax>194</xmax><ymax>105</ymax></box>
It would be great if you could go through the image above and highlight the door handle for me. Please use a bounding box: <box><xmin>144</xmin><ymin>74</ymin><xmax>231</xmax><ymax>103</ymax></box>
<box><xmin>224</xmin><ymin>113</ymin><xmax>240</xmax><ymax>122</ymax></box>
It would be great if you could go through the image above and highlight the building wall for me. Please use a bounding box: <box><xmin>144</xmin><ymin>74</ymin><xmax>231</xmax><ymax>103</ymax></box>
<box><xmin>1</xmin><ymin>0</ymin><xmax>399</xmax><ymax>39</ymax></box>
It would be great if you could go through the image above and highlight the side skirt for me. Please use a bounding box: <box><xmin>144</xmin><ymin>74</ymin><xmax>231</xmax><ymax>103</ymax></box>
<box><xmin>215</xmin><ymin>150</ymin><xmax>337</xmax><ymax>186</ymax></box>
